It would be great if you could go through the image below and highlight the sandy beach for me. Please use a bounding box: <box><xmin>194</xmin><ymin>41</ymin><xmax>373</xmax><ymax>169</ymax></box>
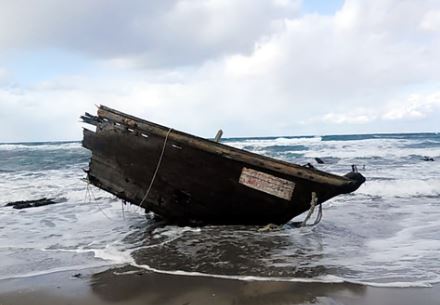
<box><xmin>1</xmin><ymin>265</ymin><xmax>439</xmax><ymax>305</ymax></box>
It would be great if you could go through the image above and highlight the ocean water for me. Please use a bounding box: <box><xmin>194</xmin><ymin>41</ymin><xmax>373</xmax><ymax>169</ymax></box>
<box><xmin>0</xmin><ymin>133</ymin><xmax>439</xmax><ymax>287</ymax></box>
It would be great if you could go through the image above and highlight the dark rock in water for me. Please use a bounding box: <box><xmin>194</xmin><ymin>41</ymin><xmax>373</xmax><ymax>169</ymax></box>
<box><xmin>5</xmin><ymin>198</ymin><xmax>66</xmax><ymax>209</ymax></box>
<box><xmin>315</xmin><ymin>157</ymin><xmax>325</xmax><ymax>164</ymax></box>
<box><xmin>422</xmin><ymin>156</ymin><xmax>434</xmax><ymax>161</ymax></box>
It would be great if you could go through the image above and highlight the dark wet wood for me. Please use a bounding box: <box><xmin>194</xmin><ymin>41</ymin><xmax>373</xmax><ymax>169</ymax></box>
<box><xmin>5</xmin><ymin>198</ymin><xmax>64</xmax><ymax>209</ymax></box>
<box><xmin>82</xmin><ymin>105</ymin><xmax>365</xmax><ymax>225</ymax></box>
<box><xmin>96</xmin><ymin>106</ymin><xmax>352</xmax><ymax>187</ymax></box>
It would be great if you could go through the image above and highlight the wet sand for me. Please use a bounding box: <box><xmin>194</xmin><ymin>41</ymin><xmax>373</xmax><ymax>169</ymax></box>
<box><xmin>0</xmin><ymin>266</ymin><xmax>439</xmax><ymax>305</ymax></box>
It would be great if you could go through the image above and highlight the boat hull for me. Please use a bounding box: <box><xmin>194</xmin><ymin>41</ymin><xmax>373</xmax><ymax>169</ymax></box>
<box><xmin>82</xmin><ymin>106</ymin><xmax>365</xmax><ymax>225</ymax></box>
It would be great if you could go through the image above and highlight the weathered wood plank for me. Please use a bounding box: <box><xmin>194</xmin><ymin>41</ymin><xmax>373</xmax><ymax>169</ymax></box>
<box><xmin>95</xmin><ymin>106</ymin><xmax>352</xmax><ymax>187</ymax></box>
<box><xmin>5</xmin><ymin>198</ymin><xmax>65</xmax><ymax>209</ymax></box>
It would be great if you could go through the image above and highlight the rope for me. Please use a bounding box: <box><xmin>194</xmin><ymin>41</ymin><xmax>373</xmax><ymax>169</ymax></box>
<box><xmin>301</xmin><ymin>192</ymin><xmax>323</xmax><ymax>227</ymax></box>
<box><xmin>84</xmin><ymin>179</ymin><xmax>113</xmax><ymax>221</ymax></box>
<box><xmin>121</xmin><ymin>201</ymin><xmax>126</xmax><ymax>220</ymax></box>
<box><xmin>139</xmin><ymin>128</ymin><xmax>173</xmax><ymax>208</ymax></box>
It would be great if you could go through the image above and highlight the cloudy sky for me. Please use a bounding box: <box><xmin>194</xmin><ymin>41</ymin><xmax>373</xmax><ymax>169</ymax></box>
<box><xmin>0</xmin><ymin>0</ymin><xmax>439</xmax><ymax>142</ymax></box>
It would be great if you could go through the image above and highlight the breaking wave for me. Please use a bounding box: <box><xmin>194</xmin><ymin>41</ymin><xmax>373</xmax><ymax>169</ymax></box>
<box><xmin>357</xmin><ymin>178</ymin><xmax>440</xmax><ymax>198</ymax></box>
<box><xmin>0</xmin><ymin>142</ymin><xmax>81</xmax><ymax>151</ymax></box>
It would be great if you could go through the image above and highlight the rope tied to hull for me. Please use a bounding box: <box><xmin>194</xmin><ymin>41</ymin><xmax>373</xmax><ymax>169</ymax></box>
<box><xmin>301</xmin><ymin>192</ymin><xmax>322</xmax><ymax>227</ymax></box>
<box><xmin>139</xmin><ymin>128</ymin><xmax>173</xmax><ymax>209</ymax></box>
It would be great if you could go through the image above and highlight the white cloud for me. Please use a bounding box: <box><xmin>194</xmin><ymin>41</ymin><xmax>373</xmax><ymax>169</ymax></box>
<box><xmin>382</xmin><ymin>93</ymin><xmax>440</xmax><ymax>120</ymax></box>
<box><xmin>315</xmin><ymin>92</ymin><xmax>440</xmax><ymax>126</ymax></box>
<box><xmin>322</xmin><ymin>112</ymin><xmax>376</xmax><ymax>124</ymax></box>
<box><xmin>1</xmin><ymin>0</ymin><xmax>440</xmax><ymax>141</ymax></box>
<box><xmin>0</xmin><ymin>0</ymin><xmax>301</xmax><ymax>67</ymax></box>
<box><xmin>0</xmin><ymin>67</ymin><xmax>8</xmax><ymax>83</ymax></box>
<box><xmin>420</xmin><ymin>10</ymin><xmax>440</xmax><ymax>32</ymax></box>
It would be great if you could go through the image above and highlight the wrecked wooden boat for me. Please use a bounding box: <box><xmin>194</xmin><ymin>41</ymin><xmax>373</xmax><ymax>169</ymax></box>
<box><xmin>81</xmin><ymin>106</ymin><xmax>365</xmax><ymax>225</ymax></box>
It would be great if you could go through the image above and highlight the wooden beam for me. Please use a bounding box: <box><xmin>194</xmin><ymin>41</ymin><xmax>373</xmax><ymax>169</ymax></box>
<box><xmin>93</xmin><ymin>105</ymin><xmax>352</xmax><ymax>187</ymax></box>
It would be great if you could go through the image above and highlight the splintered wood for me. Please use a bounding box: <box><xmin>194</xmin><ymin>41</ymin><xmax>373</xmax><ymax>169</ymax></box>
<box><xmin>239</xmin><ymin>167</ymin><xmax>295</xmax><ymax>200</ymax></box>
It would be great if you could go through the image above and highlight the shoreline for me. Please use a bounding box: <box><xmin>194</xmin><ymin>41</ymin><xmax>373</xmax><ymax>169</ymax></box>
<box><xmin>1</xmin><ymin>265</ymin><xmax>439</xmax><ymax>305</ymax></box>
